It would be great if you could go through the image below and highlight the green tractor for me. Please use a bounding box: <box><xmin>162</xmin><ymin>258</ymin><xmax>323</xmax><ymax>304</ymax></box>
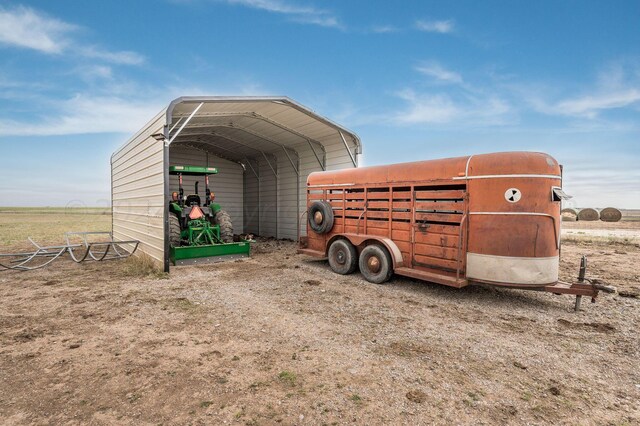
<box><xmin>168</xmin><ymin>165</ymin><xmax>250</xmax><ymax>265</ymax></box>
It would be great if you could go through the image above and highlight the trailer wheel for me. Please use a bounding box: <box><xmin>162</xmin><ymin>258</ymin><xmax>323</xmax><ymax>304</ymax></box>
<box><xmin>169</xmin><ymin>212</ymin><xmax>181</xmax><ymax>247</ymax></box>
<box><xmin>328</xmin><ymin>239</ymin><xmax>357</xmax><ymax>275</ymax></box>
<box><xmin>359</xmin><ymin>244</ymin><xmax>393</xmax><ymax>284</ymax></box>
<box><xmin>308</xmin><ymin>200</ymin><xmax>334</xmax><ymax>234</ymax></box>
<box><xmin>215</xmin><ymin>210</ymin><xmax>234</xmax><ymax>243</ymax></box>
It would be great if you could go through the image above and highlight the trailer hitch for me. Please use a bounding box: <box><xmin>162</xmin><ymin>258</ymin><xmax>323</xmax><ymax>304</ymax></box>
<box><xmin>544</xmin><ymin>255</ymin><xmax>615</xmax><ymax>311</ymax></box>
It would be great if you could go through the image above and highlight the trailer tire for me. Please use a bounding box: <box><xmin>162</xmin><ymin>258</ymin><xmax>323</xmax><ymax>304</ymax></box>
<box><xmin>308</xmin><ymin>200</ymin><xmax>334</xmax><ymax>234</ymax></box>
<box><xmin>328</xmin><ymin>239</ymin><xmax>358</xmax><ymax>275</ymax></box>
<box><xmin>215</xmin><ymin>209</ymin><xmax>234</xmax><ymax>243</ymax></box>
<box><xmin>169</xmin><ymin>212</ymin><xmax>181</xmax><ymax>247</ymax></box>
<box><xmin>359</xmin><ymin>244</ymin><xmax>393</xmax><ymax>284</ymax></box>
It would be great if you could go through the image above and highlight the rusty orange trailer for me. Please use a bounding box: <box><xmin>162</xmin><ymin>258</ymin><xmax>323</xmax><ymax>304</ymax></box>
<box><xmin>299</xmin><ymin>152</ymin><xmax>609</xmax><ymax>306</ymax></box>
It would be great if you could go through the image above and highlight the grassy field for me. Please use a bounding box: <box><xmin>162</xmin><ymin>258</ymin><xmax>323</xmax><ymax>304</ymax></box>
<box><xmin>0</xmin><ymin>208</ymin><xmax>112</xmax><ymax>247</ymax></box>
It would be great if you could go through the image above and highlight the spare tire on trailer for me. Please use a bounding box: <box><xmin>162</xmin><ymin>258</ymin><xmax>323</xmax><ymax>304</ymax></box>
<box><xmin>308</xmin><ymin>200</ymin><xmax>334</xmax><ymax>234</ymax></box>
<box><xmin>215</xmin><ymin>209</ymin><xmax>234</xmax><ymax>243</ymax></box>
<box><xmin>169</xmin><ymin>212</ymin><xmax>181</xmax><ymax>247</ymax></box>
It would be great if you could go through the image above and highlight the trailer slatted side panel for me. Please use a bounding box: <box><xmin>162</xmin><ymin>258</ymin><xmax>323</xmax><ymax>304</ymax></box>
<box><xmin>169</xmin><ymin>145</ymin><xmax>244</xmax><ymax>232</ymax></box>
<box><xmin>323</xmin><ymin>182</ymin><xmax>466</xmax><ymax>277</ymax></box>
<box><xmin>111</xmin><ymin>111</ymin><xmax>166</xmax><ymax>265</ymax></box>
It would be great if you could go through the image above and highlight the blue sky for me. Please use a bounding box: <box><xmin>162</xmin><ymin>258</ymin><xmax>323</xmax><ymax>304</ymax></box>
<box><xmin>0</xmin><ymin>0</ymin><xmax>639</xmax><ymax>208</ymax></box>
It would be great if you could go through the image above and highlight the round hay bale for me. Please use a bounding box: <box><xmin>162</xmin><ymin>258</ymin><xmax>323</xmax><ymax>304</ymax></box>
<box><xmin>577</xmin><ymin>208</ymin><xmax>600</xmax><ymax>221</ymax></box>
<box><xmin>561</xmin><ymin>208</ymin><xmax>578</xmax><ymax>221</ymax></box>
<box><xmin>599</xmin><ymin>207</ymin><xmax>622</xmax><ymax>222</ymax></box>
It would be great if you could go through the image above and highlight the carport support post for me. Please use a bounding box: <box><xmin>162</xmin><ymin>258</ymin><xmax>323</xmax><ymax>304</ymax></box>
<box><xmin>339</xmin><ymin>131</ymin><xmax>357</xmax><ymax>167</ymax></box>
<box><xmin>307</xmin><ymin>139</ymin><xmax>325</xmax><ymax>171</ymax></box>
<box><xmin>163</xmin><ymin>102</ymin><xmax>204</xmax><ymax>272</ymax></box>
<box><xmin>163</xmin><ymin>137</ymin><xmax>170</xmax><ymax>273</ymax></box>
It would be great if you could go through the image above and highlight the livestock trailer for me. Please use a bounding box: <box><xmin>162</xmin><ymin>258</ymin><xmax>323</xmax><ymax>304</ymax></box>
<box><xmin>299</xmin><ymin>151</ymin><xmax>607</xmax><ymax>304</ymax></box>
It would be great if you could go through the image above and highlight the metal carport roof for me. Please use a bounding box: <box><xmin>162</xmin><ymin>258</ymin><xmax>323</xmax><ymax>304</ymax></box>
<box><xmin>111</xmin><ymin>96</ymin><xmax>362</xmax><ymax>272</ymax></box>
<box><xmin>165</xmin><ymin>96</ymin><xmax>361</xmax><ymax>170</ymax></box>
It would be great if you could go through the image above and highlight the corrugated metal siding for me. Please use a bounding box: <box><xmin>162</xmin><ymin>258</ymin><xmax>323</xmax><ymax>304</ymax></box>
<box><xmin>296</xmin><ymin>139</ymin><xmax>358</xmax><ymax>236</ymax></box>
<box><xmin>169</xmin><ymin>145</ymin><xmax>244</xmax><ymax>232</ymax></box>
<box><xmin>243</xmin><ymin>159</ymin><xmax>260</xmax><ymax>235</ymax></box>
<box><xmin>277</xmin><ymin>150</ymin><xmax>299</xmax><ymax>240</ymax></box>
<box><xmin>258</xmin><ymin>156</ymin><xmax>277</xmax><ymax>237</ymax></box>
<box><xmin>111</xmin><ymin>111</ymin><xmax>166</xmax><ymax>265</ymax></box>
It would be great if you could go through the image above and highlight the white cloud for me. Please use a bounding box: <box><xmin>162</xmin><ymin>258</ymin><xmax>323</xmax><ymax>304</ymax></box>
<box><xmin>553</xmin><ymin>90</ymin><xmax>640</xmax><ymax>118</ymax></box>
<box><xmin>291</xmin><ymin>14</ymin><xmax>339</xmax><ymax>28</ymax></box>
<box><xmin>371</xmin><ymin>25</ymin><xmax>398</xmax><ymax>34</ymax></box>
<box><xmin>79</xmin><ymin>47</ymin><xmax>145</xmax><ymax>65</ymax></box>
<box><xmin>224</xmin><ymin>0</ymin><xmax>341</xmax><ymax>28</ymax></box>
<box><xmin>415</xmin><ymin>62</ymin><xmax>463</xmax><ymax>84</ymax></box>
<box><xmin>415</xmin><ymin>19</ymin><xmax>454</xmax><ymax>34</ymax></box>
<box><xmin>391</xmin><ymin>63</ymin><xmax>510</xmax><ymax>126</ymax></box>
<box><xmin>0</xmin><ymin>77</ymin><xmax>271</xmax><ymax>136</ymax></box>
<box><xmin>523</xmin><ymin>63</ymin><xmax>640</xmax><ymax>118</ymax></box>
<box><xmin>0</xmin><ymin>5</ymin><xmax>144</xmax><ymax>65</ymax></box>
<box><xmin>0</xmin><ymin>5</ymin><xmax>75</xmax><ymax>53</ymax></box>
<box><xmin>74</xmin><ymin>65</ymin><xmax>114</xmax><ymax>82</ymax></box>
<box><xmin>394</xmin><ymin>90</ymin><xmax>460</xmax><ymax>124</ymax></box>
<box><xmin>0</xmin><ymin>94</ymin><xmax>164</xmax><ymax>136</ymax></box>
<box><xmin>562</xmin><ymin>162</ymin><xmax>640</xmax><ymax>209</ymax></box>
<box><xmin>394</xmin><ymin>89</ymin><xmax>511</xmax><ymax>125</ymax></box>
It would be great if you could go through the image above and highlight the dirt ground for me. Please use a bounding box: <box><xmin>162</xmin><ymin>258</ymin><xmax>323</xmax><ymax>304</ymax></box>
<box><xmin>0</xmin><ymin>215</ymin><xmax>639</xmax><ymax>425</ymax></box>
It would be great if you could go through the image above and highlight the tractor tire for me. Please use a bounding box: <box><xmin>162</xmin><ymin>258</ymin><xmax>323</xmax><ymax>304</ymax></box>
<box><xmin>215</xmin><ymin>209</ymin><xmax>234</xmax><ymax>243</ymax></box>
<box><xmin>169</xmin><ymin>212</ymin><xmax>181</xmax><ymax>247</ymax></box>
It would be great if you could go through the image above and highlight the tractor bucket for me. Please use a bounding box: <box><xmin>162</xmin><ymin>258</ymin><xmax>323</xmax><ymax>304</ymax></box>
<box><xmin>170</xmin><ymin>241</ymin><xmax>250</xmax><ymax>266</ymax></box>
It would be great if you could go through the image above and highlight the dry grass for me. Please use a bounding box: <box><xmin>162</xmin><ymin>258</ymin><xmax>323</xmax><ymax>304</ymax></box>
<box><xmin>561</xmin><ymin>235</ymin><xmax>639</xmax><ymax>246</ymax></box>
<box><xmin>0</xmin><ymin>209</ymin><xmax>168</xmax><ymax>278</ymax></box>
<box><xmin>120</xmin><ymin>252</ymin><xmax>168</xmax><ymax>279</ymax></box>
<box><xmin>0</xmin><ymin>209</ymin><xmax>112</xmax><ymax>247</ymax></box>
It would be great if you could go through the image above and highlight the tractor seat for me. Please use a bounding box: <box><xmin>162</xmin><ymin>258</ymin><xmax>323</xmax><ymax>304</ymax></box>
<box><xmin>186</xmin><ymin>194</ymin><xmax>201</xmax><ymax>206</ymax></box>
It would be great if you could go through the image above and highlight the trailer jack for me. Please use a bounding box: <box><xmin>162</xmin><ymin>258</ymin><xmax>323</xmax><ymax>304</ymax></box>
<box><xmin>544</xmin><ymin>256</ymin><xmax>616</xmax><ymax>311</ymax></box>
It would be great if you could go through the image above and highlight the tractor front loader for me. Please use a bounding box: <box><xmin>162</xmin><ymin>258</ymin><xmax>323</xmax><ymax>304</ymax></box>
<box><xmin>168</xmin><ymin>165</ymin><xmax>250</xmax><ymax>265</ymax></box>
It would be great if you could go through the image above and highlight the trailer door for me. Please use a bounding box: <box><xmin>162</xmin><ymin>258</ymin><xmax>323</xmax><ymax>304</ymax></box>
<box><xmin>411</xmin><ymin>186</ymin><xmax>467</xmax><ymax>275</ymax></box>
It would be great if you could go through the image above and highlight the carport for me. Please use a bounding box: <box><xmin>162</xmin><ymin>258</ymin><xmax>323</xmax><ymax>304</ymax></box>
<box><xmin>111</xmin><ymin>96</ymin><xmax>361</xmax><ymax>272</ymax></box>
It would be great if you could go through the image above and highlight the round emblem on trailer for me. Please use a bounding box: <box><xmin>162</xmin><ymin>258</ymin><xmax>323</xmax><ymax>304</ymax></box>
<box><xmin>505</xmin><ymin>188</ymin><xmax>522</xmax><ymax>203</ymax></box>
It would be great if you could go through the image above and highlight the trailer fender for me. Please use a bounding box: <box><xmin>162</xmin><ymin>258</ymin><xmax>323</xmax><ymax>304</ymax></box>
<box><xmin>329</xmin><ymin>234</ymin><xmax>404</xmax><ymax>269</ymax></box>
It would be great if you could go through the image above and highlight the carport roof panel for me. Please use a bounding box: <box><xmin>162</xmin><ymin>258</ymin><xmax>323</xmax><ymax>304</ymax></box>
<box><xmin>166</xmin><ymin>96</ymin><xmax>361</xmax><ymax>153</ymax></box>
